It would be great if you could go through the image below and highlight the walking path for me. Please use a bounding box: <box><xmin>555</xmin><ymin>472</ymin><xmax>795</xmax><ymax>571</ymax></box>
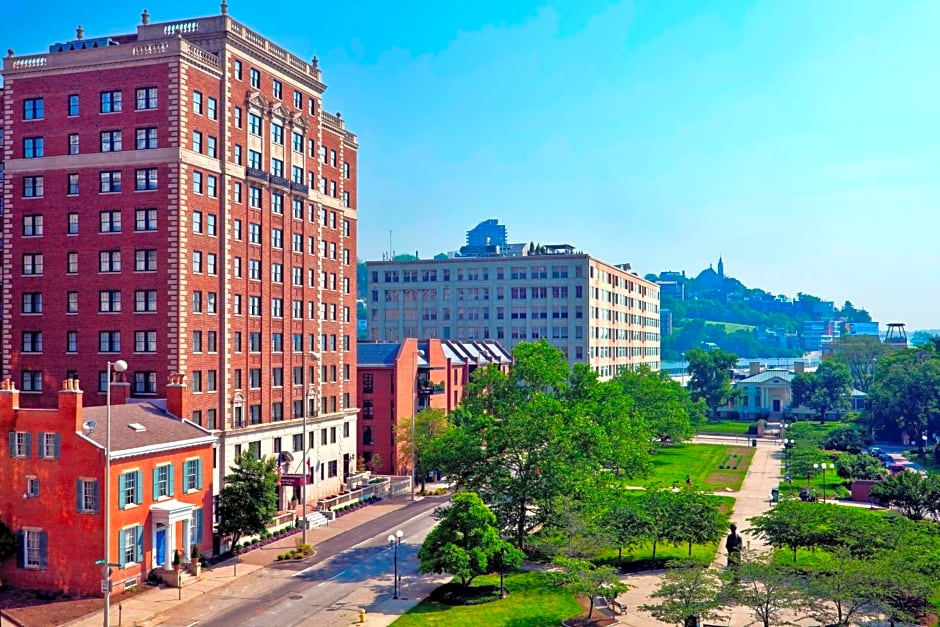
<box><xmin>618</xmin><ymin>437</ymin><xmax>792</xmax><ymax>627</ymax></box>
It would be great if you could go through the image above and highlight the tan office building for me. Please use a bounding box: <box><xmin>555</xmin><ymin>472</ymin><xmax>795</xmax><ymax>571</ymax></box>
<box><xmin>365</xmin><ymin>248</ymin><xmax>660</xmax><ymax>377</ymax></box>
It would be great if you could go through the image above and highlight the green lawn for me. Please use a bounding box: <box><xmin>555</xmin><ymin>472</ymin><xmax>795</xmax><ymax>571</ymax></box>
<box><xmin>642</xmin><ymin>444</ymin><xmax>754</xmax><ymax>490</ymax></box>
<box><xmin>703</xmin><ymin>320</ymin><xmax>756</xmax><ymax>333</ymax></box>
<box><xmin>697</xmin><ymin>420</ymin><xmax>754</xmax><ymax>435</ymax></box>
<box><xmin>392</xmin><ymin>571</ymin><xmax>580</xmax><ymax>627</ymax></box>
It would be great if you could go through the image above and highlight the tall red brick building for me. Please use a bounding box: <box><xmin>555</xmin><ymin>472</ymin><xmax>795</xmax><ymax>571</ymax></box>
<box><xmin>1</xmin><ymin>7</ymin><xmax>359</xmax><ymax>508</ymax></box>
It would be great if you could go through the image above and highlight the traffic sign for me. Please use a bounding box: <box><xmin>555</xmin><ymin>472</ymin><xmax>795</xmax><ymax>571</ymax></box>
<box><xmin>100</xmin><ymin>579</ymin><xmax>113</xmax><ymax>594</ymax></box>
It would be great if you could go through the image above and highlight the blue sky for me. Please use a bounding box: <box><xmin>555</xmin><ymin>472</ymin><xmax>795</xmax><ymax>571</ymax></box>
<box><xmin>3</xmin><ymin>1</ymin><xmax>939</xmax><ymax>328</ymax></box>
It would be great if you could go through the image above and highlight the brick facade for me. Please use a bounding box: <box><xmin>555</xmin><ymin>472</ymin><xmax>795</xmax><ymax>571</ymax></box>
<box><xmin>1</xmin><ymin>10</ymin><xmax>359</xmax><ymax>511</ymax></box>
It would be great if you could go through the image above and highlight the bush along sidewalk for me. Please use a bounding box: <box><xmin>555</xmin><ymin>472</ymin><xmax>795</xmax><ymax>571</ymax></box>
<box><xmin>332</xmin><ymin>494</ymin><xmax>382</xmax><ymax>519</ymax></box>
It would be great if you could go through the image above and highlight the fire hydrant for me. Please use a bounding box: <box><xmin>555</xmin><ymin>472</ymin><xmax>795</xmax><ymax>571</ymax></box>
<box><xmin>359</xmin><ymin>607</ymin><xmax>366</xmax><ymax>623</ymax></box>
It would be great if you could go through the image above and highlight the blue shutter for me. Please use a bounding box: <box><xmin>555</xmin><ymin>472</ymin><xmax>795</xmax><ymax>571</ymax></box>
<box><xmin>53</xmin><ymin>433</ymin><xmax>61</xmax><ymax>459</ymax></box>
<box><xmin>183</xmin><ymin>460</ymin><xmax>190</xmax><ymax>491</ymax></box>
<box><xmin>135</xmin><ymin>470</ymin><xmax>143</xmax><ymax>504</ymax></box>
<box><xmin>118</xmin><ymin>529</ymin><xmax>126</xmax><ymax>567</ymax></box>
<box><xmin>38</xmin><ymin>531</ymin><xmax>48</xmax><ymax>570</ymax></box>
<box><xmin>37</xmin><ymin>432</ymin><xmax>46</xmax><ymax>458</ymax></box>
<box><xmin>152</xmin><ymin>467</ymin><xmax>159</xmax><ymax>501</ymax></box>
<box><xmin>136</xmin><ymin>525</ymin><xmax>143</xmax><ymax>563</ymax></box>
<box><xmin>15</xmin><ymin>530</ymin><xmax>25</xmax><ymax>568</ymax></box>
<box><xmin>76</xmin><ymin>480</ymin><xmax>83</xmax><ymax>512</ymax></box>
<box><xmin>196</xmin><ymin>459</ymin><xmax>204</xmax><ymax>490</ymax></box>
<box><xmin>8</xmin><ymin>432</ymin><xmax>15</xmax><ymax>457</ymax></box>
<box><xmin>33</xmin><ymin>478</ymin><xmax>40</xmax><ymax>497</ymax></box>
<box><xmin>92</xmin><ymin>481</ymin><xmax>100</xmax><ymax>513</ymax></box>
<box><xmin>168</xmin><ymin>464</ymin><xmax>175</xmax><ymax>497</ymax></box>
<box><xmin>24</xmin><ymin>433</ymin><xmax>31</xmax><ymax>458</ymax></box>
<box><xmin>118</xmin><ymin>473</ymin><xmax>127</xmax><ymax>509</ymax></box>
<box><xmin>194</xmin><ymin>508</ymin><xmax>203</xmax><ymax>543</ymax></box>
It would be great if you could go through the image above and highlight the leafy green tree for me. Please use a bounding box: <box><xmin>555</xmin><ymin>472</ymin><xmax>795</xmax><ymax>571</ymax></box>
<box><xmin>685</xmin><ymin>348</ymin><xmax>739</xmax><ymax>416</ymax></box>
<box><xmin>868</xmin><ymin>470</ymin><xmax>939</xmax><ymax>520</ymax></box>
<box><xmin>216</xmin><ymin>452</ymin><xmax>279</xmax><ymax>551</ymax></box>
<box><xmin>805</xmin><ymin>549</ymin><xmax>883</xmax><ymax>627</ymax></box>
<box><xmin>549</xmin><ymin>557</ymin><xmax>629</xmax><ymax>620</ymax></box>
<box><xmin>600</xmin><ymin>495</ymin><xmax>653</xmax><ymax>568</ymax></box>
<box><xmin>615</xmin><ymin>367</ymin><xmax>704</xmax><ymax>445</ymax></box>
<box><xmin>396</xmin><ymin>407</ymin><xmax>449</xmax><ymax>493</ymax></box>
<box><xmin>418</xmin><ymin>492</ymin><xmax>522</xmax><ymax>589</ymax></box>
<box><xmin>834</xmin><ymin>452</ymin><xmax>885</xmax><ymax>481</ymax></box>
<box><xmin>869</xmin><ymin>346</ymin><xmax>940</xmax><ymax>439</ymax></box>
<box><xmin>823</xmin><ymin>424</ymin><xmax>869</xmax><ymax>452</ymax></box>
<box><xmin>790</xmin><ymin>360</ymin><xmax>853</xmax><ymax>421</ymax></box>
<box><xmin>730</xmin><ymin>556</ymin><xmax>807</xmax><ymax>627</ymax></box>
<box><xmin>667</xmin><ymin>490</ymin><xmax>729</xmax><ymax>557</ymax></box>
<box><xmin>438</xmin><ymin>341</ymin><xmax>599</xmax><ymax>547</ymax></box>
<box><xmin>639</xmin><ymin>560</ymin><xmax>727</xmax><ymax>627</ymax></box>
<box><xmin>747</xmin><ymin>500</ymin><xmax>833</xmax><ymax>562</ymax></box>
<box><xmin>637</xmin><ymin>486</ymin><xmax>682</xmax><ymax>561</ymax></box>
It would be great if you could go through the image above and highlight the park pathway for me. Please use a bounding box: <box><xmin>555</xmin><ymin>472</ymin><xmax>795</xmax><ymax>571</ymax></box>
<box><xmin>616</xmin><ymin>438</ymin><xmax>819</xmax><ymax>627</ymax></box>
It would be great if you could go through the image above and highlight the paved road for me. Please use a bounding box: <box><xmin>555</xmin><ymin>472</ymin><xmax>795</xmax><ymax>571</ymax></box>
<box><xmin>157</xmin><ymin>496</ymin><xmax>447</xmax><ymax>626</ymax></box>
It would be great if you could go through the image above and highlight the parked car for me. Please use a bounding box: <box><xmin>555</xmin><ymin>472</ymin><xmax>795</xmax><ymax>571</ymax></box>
<box><xmin>868</xmin><ymin>447</ymin><xmax>883</xmax><ymax>457</ymax></box>
<box><xmin>886</xmin><ymin>463</ymin><xmax>908</xmax><ymax>474</ymax></box>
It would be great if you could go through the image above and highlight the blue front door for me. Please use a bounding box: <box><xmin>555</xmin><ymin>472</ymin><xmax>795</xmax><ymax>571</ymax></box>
<box><xmin>155</xmin><ymin>529</ymin><xmax>166</xmax><ymax>565</ymax></box>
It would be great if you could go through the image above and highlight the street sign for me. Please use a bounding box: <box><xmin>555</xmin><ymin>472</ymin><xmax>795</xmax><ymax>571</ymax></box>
<box><xmin>100</xmin><ymin>579</ymin><xmax>113</xmax><ymax>594</ymax></box>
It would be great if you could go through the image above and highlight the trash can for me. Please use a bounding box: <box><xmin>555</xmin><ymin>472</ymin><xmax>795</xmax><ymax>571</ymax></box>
<box><xmin>751</xmin><ymin>438</ymin><xmax>757</xmax><ymax>447</ymax></box>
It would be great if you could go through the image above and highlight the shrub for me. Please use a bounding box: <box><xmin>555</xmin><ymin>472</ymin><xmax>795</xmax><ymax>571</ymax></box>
<box><xmin>833</xmin><ymin>486</ymin><xmax>851</xmax><ymax>500</ymax></box>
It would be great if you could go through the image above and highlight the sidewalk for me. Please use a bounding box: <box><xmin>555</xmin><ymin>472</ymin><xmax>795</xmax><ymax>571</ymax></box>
<box><xmin>620</xmin><ymin>441</ymin><xmax>791</xmax><ymax>627</ymax></box>
<box><xmin>64</xmin><ymin>497</ymin><xmax>429</xmax><ymax>627</ymax></box>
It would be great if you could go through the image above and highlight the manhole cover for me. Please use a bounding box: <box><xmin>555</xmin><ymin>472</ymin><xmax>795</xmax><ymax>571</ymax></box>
<box><xmin>289</xmin><ymin>595</ymin><xmax>303</xmax><ymax>600</ymax></box>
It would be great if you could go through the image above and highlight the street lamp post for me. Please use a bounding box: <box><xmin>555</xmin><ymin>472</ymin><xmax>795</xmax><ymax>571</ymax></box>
<box><xmin>104</xmin><ymin>359</ymin><xmax>127</xmax><ymax>627</ymax></box>
<box><xmin>387</xmin><ymin>529</ymin><xmax>404</xmax><ymax>598</ymax></box>
<box><xmin>922</xmin><ymin>434</ymin><xmax>928</xmax><ymax>464</ymax></box>
<box><xmin>498</xmin><ymin>546</ymin><xmax>506</xmax><ymax>599</ymax></box>
<box><xmin>814</xmin><ymin>462</ymin><xmax>834</xmax><ymax>502</ymax></box>
<box><xmin>301</xmin><ymin>352</ymin><xmax>320</xmax><ymax>546</ymax></box>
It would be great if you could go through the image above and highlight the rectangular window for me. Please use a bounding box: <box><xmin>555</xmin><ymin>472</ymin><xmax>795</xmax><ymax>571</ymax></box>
<box><xmin>98</xmin><ymin>250</ymin><xmax>121</xmax><ymax>272</ymax></box>
<box><xmin>136</xmin><ymin>127</ymin><xmax>158</xmax><ymax>149</ymax></box>
<box><xmin>207</xmin><ymin>97</ymin><xmax>217</xmax><ymax>120</ymax></box>
<box><xmin>193</xmin><ymin>91</ymin><xmax>203</xmax><ymax>114</ymax></box>
<box><xmin>22</xmin><ymin>253</ymin><xmax>43</xmax><ymax>275</ymax></box>
<box><xmin>98</xmin><ymin>330</ymin><xmax>120</xmax><ymax>352</ymax></box>
<box><xmin>135</xmin><ymin>209</ymin><xmax>157</xmax><ymax>231</ymax></box>
<box><xmin>135</xmin><ymin>371</ymin><xmax>157</xmax><ymax>394</ymax></box>
<box><xmin>67</xmin><ymin>292</ymin><xmax>78</xmax><ymax>314</ymax></box>
<box><xmin>23</xmin><ymin>97</ymin><xmax>44</xmax><ymax>120</ymax></box>
<box><xmin>207</xmin><ymin>136</ymin><xmax>217</xmax><ymax>158</ymax></box>
<box><xmin>135</xmin><ymin>330</ymin><xmax>156</xmax><ymax>353</ymax></box>
<box><xmin>100</xmin><ymin>130</ymin><xmax>122</xmax><ymax>152</ymax></box>
<box><xmin>66</xmin><ymin>330</ymin><xmax>78</xmax><ymax>352</ymax></box>
<box><xmin>68</xmin><ymin>174</ymin><xmax>79</xmax><ymax>195</ymax></box>
<box><xmin>250</xmin><ymin>68</ymin><xmax>261</xmax><ymax>88</ymax></box>
<box><xmin>184</xmin><ymin>459</ymin><xmax>203</xmax><ymax>492</ymax></box>
<box><xmin>192</xmin><ymin>171</ymin><xmax>204</xmax><ymax>194</ymax></box>
<box><xmin>22</xmin><ymin>529</ymin><xmax>47</xmax><ymax>569</ymax></box>
<box><xmin>22</xmin><ymin>292</ymin><xmax>42</xmax><ymax>314</ymax></box>
<box><xmin>23</xmin><ymin>176</ymin><xmax>44</xmax><ymax>198</ymax></box>
<box><xmin>135</xmin><ymin>87</ymin><xmax>158</xmax><ymax>110</ymax></box>
<box><xmin>234</xmin><ymin>106</ymin><xmax>243</xmax><ymax>128</ymax></box>
<box><xmin>248</xmin><ymin>113</ymin><xmax>262</xmax><ymax>136</ymax></box>
<box><xmin>119</xmin><ymin>470</ymin><xmax>142</xmax><ymax>508</ymax></box>
<box><xmin>99</xmin><ymin>290</ymin><xmax>121</xmax><ymax>313</ymax></box>
<box><xmin>99</xmin><ymin>171</ymin><xmax>122</xmax><ymax>193</ymax></box>
<box><xmin>68</xmin><ymin>94</ymin><xmax>79</xmax><ymax>116</ymax></box>
<box><xmin>234</xmin><ymin>59</ymin><xmax>243</xmax><ymax>80</ymax></box>
<box><xmin>273</xmin><ymin>79</ymin><xmax>282</xmax><ymax>99</ymax></box>
<box><xmin>23</xmin><ymin>137</ymin><xmax>44</xmax><ymax>158</ymax></box>
<box><xmin>22</xmin><ymin>372</ymin><xmax>42</xmax><ymax>392</ymax></box>
<box><xmin>207</xmin><ymin>175</ymin><xmax>217</xmax><ymax>198</ymax></box>
<box><xmin>22</xmin><ymin>331</ymin><xmax>42</xmax><ymax>353</ymax></box>
<box><xmin>100</xmin><ymin>91</ymin><xmax>122</xmax><ymax>113</ymax></box>
<box><xmin>77</xmin><ymin>479</ymin><xmax>99</xmax><ymax>513</ymax></box>
<box><xmin>69</xmin><ymin>134</ymin><xmax>80</xmax><ymax>155</ymax></box>
<box><xmin>135</xmin><ymin>290</ymin><xmax>157</xmax><ymax>312</ymax></box>
<box><xmin>192</xmin><ymin>130</ymin><xmax>203</xmax><ymax>153</ymax></box>
<box><xmin>99</xmin><ymin>210</ymin><xmax>122</xmax><ymax>233</ymax></box>
<box><xmin>135</xmin><ymin>249</ymin><xmax>156</xmax><ymax>271</ymax></box>
<box><xmin>22</xmin><ymin>215</ymin><xmax>43</xmax><ymax>237</ymax></box>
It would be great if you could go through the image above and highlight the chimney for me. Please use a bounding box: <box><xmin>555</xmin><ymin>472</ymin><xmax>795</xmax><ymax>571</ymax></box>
<box><xmin>166</xmin><ymin>373</ymin><xmax>188</xmax><ymax>419</ymax></box>
<box><xmin>110</xmin><ymin>372</ymin><xmax>131</xmax><ymax>406</ymax></box>
<box><xmin>749</xmin><ymin>361</ymin><xmax>761</xmax><ymax>376</ymax></box>
<box><xmin>794</xmin><ymin>361</ymin><xmax>805</xmax><ymax>374</ymax></box>
<box><xmin>58</xmin><ymin>379</ymin><xmax>84</xmax><ymax>430</ymax></box>
<box><xmin>0</xmin><ymin>378</ymin><xmax>20</xmax><ymax>417</ymax></box>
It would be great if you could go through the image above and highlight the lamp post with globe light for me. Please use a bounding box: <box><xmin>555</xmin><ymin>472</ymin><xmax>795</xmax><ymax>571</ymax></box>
<box><xmin>387</xmin><ymin>529</ymin><xmax>404</xmax><ymax>598</ymax></box>
<box><xmin>814</xmin><ymin>462</ymin><xmax>834</xmax><ymax>502</ymax></box>
<box><xmin>103</xmin><ymin>359</ymin><xmax>127</xmax><ymax>627</ymax></box>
